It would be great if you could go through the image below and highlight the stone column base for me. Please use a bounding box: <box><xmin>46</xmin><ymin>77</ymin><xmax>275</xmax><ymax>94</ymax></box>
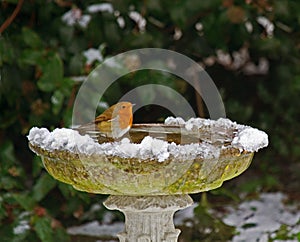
<box><xmin>104</xmin><ymin>195</ymin><xmax>193</xmax><ymax>242</ymax></box>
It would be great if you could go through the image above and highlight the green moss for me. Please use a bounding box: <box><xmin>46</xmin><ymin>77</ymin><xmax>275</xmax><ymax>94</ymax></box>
<box><xmin>29</xmin><ymin>143</ymin><xmax>254</xmax><ymax>195</ymax></box>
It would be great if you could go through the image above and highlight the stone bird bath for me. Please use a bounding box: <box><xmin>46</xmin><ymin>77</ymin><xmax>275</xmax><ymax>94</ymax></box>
<box><xmin>28</xmin><ymin>117</ymin><xmax>268</xmax><ymax>241</ymax></box>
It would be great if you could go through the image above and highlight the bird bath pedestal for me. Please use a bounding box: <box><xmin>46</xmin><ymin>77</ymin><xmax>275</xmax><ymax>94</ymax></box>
<box><xmin>104</xmin><ymin>195</ymin><xmax>192</xmax><ymax>241</ymax></box>
<box><xmin>28</xmin><ymin>118</ymin><xmax>268</xmax><ymax>241</ymax></box>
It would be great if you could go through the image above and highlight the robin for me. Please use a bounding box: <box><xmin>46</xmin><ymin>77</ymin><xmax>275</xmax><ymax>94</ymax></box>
<box><xmin>76</xmin><ymin>102</ymin><xmax>134</xmax><ymax>140</ymax></box>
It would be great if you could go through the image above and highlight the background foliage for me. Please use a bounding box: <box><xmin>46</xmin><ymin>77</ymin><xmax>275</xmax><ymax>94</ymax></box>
<box><xmin>1</xmin><ymin>0</ymin><xmax>300</xmax><ymax>241</ymax></box>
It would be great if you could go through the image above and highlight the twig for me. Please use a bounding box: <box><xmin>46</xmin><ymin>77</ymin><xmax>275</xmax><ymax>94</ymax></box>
<box><xmin>195</xmin><ymin>87</ymin><xmax>205</xmax><ymax>117</ymax></box>
<box><xmin>194</xmin><ymin>76</ymin><xmax>205</xmax><ymax>118</ymax></box>
<box><xmin>0</xmin><ymin>0</ymin><xmax>24</xmax><ymax>34</ymax></box>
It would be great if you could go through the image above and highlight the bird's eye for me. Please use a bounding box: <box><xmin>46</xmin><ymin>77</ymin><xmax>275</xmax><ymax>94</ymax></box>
<box><xmin>122</xmin><ymin>105</ymin><xmax>126</xmax><ymax>109</ymax></box>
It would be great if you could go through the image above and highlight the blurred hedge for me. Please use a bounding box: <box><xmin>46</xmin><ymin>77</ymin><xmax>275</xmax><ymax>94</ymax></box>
<box><xmin>1</xmin><ymin>0</ymin><xmax>300</xmax><ymax>241</ymax></box>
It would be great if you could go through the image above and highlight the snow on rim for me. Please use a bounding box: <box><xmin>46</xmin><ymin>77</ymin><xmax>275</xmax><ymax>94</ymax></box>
<box><xmin>165</xmin><ymin>117</ymin><xmax>268</xmax><ymax>152</ymax></box>
<box><xmin>27</xmin><ymin>117</ymin><xmax>268</xmax><ymax>162</ymax></box>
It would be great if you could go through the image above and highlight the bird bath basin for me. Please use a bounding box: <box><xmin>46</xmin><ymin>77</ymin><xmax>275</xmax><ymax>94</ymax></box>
<box><xmin>28</xmin><ymin>117</ymin><xmax>268</xmax><ymax>241</ymax></box>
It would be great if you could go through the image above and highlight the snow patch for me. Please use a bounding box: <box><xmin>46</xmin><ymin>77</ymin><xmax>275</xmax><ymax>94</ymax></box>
<box><xmin>223</xmin><ymin>193</ymin><xmax>300</xmax><ymax>241</ymax></box>
<box><xmin>87</xmin><ymin>3</ymin><xmax>114</xmax><ymax>13</ymax></box>
<box><xmin>129</xmin><ymin>11</ymin><xmax>146</xmax><ymax>32</ymax></box>
<box><xmin>28</xmin><ymin>127</ymin><xmax>219</xmax><ymax>162</ymax></box>
<box><xmin>232</xmin><ymin>127</ymin><xmax>269</xmax><ymax>152</ymax></box>
<box><xmin>83</xmin><ymin>48</ymin><xmax>103</xmax><ymax>65</ymax></box>
<box><xmin>61</xmin><ymin>9</ymin><xmax>91</xmax><ymax>28</ymax></box>
<box><xmin>67</xmin><ymin>221</ymin><xmax>123</xmax><ymax>237</ymax></box>
<box><xmin>165</xmin><ymin>117</ymin><xmax>268</xmax><ymax>152</ymax></box>
<box><xmin>28</xmin><ymin>117</ymin><xmax>268</xmax><ymax>161</ymax></box>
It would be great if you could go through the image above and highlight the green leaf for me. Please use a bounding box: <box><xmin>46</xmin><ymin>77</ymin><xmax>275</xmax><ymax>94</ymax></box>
<box><xmin>0</xmin><ymin>177</ymin><xmax>20</xmax><ymax>190</ymax></box>
<box><xmin>0</xmin><ymin>141</ymin><xmax>16</xmax><ymax>163</ymax></box>
<box><xmin>58</xmin><ymin>183</ymin><xmax>76</xmax><ymax>199</ymax></box>
<box><xmin>210</xmin><ymin>187</ymin><xmax>240</xmax><ymax>202</ymax></box>
<box><xmin>62</xmin><ymin>108</ymin><xmax>73</xmax><ymax>128</ymax></box>
<box><xmin>169</xmin><ymin>4</ymin><xmax>187</xmax><ymax>28</ymax></box>
<box><xmin>0</xmin><ymin>200</ymin><xmax>7</xmax><ymax>220</ymax></box>
<box><xmin>10</xmin><ymin>230</ymin><xmax>31</xmax><ymax>242</ymax></box>
<box><xmin>38</xmin><ymin>54</ymin><xmax>64</xmax><ymax>92</ymax></box>
<box><xmin>32</xmin><ymin>156</ymin><xmax>43</xmax><ymax>178</ymax></box>
<box><xmin>20</xmin><ymin>49</ymin><xmax>44</xmax><ymax>66</ymax></box>
<box><xmin>22</xmin><ymin>27</ymin><xmax>43</xmax><ymax>48</ymax></box>
<box><xmin>37</xmin><ymin>79</ymin><xmax>56</xmax><ymax>92</ymax></box>
<box><xmin>69</xmin><ymin>53</ymin><xmax>84</xmax><ymax>75</ymax></box>
<box><xmin>53</xmin><ymin>227</ymin><xmax>70</xmax><ymax>242</ymax></box>
<box><xmin>34</xmin><ymin>216</ymin><xmax>54</xmax><ymax>242</ymax></box>
<box><xmin>33</xmin><ymin>173</ymin><xmax>57</xmax><ymax>202</ymax></box>
<box><xmin>13</xmin><ymin>193</ymin><xmax>36</xmax><ymax>211</ymax></box>
<box><xmin>59</xmin><ymin>25</ymin><xmax>74</xmax><ymax>44</ymax></box>
<box><xmin>60</xmin><ymin>77</ymin><xmax>74</xmax><ymax>95</ymax></box>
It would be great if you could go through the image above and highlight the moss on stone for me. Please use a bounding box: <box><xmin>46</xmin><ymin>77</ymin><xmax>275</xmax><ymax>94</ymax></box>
<box><xmin>29</xmin><ymin>143</ymin><xmax>253</xmax><ymax>195</ymax></box>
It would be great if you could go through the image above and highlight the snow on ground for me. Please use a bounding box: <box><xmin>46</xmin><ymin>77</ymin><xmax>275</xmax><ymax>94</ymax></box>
<box><xmin>67</xmin><ymin>221</ymin><xmax>123</xmax><ymax>239</ymax></box>
<box><xmin>66</xmin><ymin>193</ymin><xmax>300</xmax><ymax>241</ymax></box>
<box><xmin>223</xmin><ymin>193</ymin><xmax>300</xmax><ymax>242</ymax></box>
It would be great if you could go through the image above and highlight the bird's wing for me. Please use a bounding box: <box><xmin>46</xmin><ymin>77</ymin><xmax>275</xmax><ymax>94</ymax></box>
<box><xmin>107</xmin><ymin>116</ymin><xmax>119</xmax><ymax>122</ymax></box>
<box><xmin>94</xmin><ymin>114</ymin><xmax>108</xmax><ymax>123</ymax></box>
<box><xmin>95</xmin><ymin>114</ymin><xmax>119</xmax><ymax>124</ymax></box>
<box><xmin>94</xmin><ymin>103</ymin><xmax>118</xmax><ymax>122</ymax></box>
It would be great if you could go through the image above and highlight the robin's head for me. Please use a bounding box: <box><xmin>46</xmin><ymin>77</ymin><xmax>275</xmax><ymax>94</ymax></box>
<box><xmin>116</xmin><ymin>102</ymin><xmax>133</xmax><ymax>115</ymax></box>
